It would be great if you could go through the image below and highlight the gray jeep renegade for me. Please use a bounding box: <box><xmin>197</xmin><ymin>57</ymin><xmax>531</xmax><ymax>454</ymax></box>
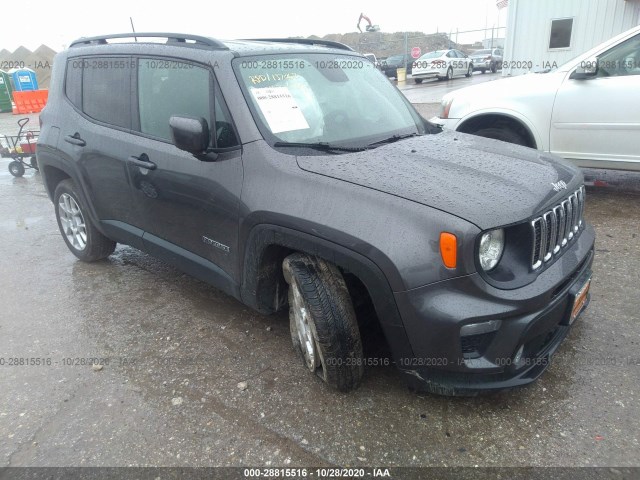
<box><xmin>37</xmin><ymin>33</ymin><xmax>595</xmax><ymax>395</ymax></box>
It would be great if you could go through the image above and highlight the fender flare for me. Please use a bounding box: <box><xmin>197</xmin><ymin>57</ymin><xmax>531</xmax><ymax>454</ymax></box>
<box><xmin>37</xmin><ymin>148</ymin><xmax>105</xmax><ymax>235</ymax></box>
<box><xmin>240</xmin><ymin>224</ymin><xmax>415</xmax><ymax>362</ymax></box>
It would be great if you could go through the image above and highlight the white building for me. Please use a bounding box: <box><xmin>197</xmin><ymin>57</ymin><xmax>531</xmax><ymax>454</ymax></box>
<box><xmin>503</xmin><ymin>0</ymin><xmax>640</xmax><ymax>75</ymax></box>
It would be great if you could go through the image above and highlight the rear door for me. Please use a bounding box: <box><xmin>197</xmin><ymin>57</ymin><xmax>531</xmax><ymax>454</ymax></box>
<box><xmin>60</xmin><ymin>56</ymin><xmax>141</xmax><ymax>245</ymax></box>
<box><xmin>127</xmin><ymin>56</ymin><xmax>243</xmax><ymax>277</ymax></box>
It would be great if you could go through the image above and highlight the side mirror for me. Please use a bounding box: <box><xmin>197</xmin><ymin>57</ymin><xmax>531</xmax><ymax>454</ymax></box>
<box><xmin>571</xmin><ymin>57</ymin><xmax>598</xmax><ymax>80</ymax></box>
<box><xmin>169</xmin><ymin>116</ymin><xmax>210</xmax><ymax>154</ymax></box>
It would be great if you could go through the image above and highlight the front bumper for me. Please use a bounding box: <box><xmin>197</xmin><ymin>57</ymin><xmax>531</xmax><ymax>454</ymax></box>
<box><xmin>393</xmin><ymin>224</ymin><xmax>595</xmax><ymax>395</ymax></box>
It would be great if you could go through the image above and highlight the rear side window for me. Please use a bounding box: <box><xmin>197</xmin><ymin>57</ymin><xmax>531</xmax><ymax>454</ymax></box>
<box><xmin>65</xmin><ymin>59</ymin><xmax>82</xmax><ymax>108</ymax></box>
<box><xmin>82</xmin><ymin>57</ymin><xmax>131</xmax><ymax>128</ymax></box>
<box><xmin>137</xmin><ymin>59</ymin><xmax>211</xmax><ymax>141</ymax></box>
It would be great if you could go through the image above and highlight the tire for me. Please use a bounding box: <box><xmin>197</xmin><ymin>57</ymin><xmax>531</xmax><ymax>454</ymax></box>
<box><xmin>446</xmin><ymin>67</ymin><xmax>453</xmax><ymax>80</ymax></box>
<box><xmin>282</xmin><ymin>253</ymin><xmax>364</xmax><ymax>392</ymax></box>
<box><xmin>414</xmin><ymin>78</ymin><xmax>423</xmax><ymax>84</ymax></box>
<box><xmin>8</xmin><ymin>161</ymin><xmax>25</xmax><ymax>177</ymax></box>
<box><xmin>471</xmin><ymin>127</ymin><xmax>528</xmax><ymax>147</ymax></box>
<box><xmin>465</xmin><ymin>65</ymin><xmax>473</xmax><ymax>77</ymax></box>
<box><xmin>54</xmin><ymin>179</ymin><xmax>116</xmax><ymax>262</ymax></box>
<box><xmin>481</xmin><ymin>69</ymin><xmax>487</xmax><ymax>74</ymax></box>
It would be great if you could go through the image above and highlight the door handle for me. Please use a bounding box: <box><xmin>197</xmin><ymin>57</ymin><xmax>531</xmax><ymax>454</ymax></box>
<box><xmin>128</xmin><ymin>153</ymin><xmax>157</xmax><ymax>170</ymax></box>
<box><xmin>64</xmin><ymin>133</ymin><xmax>86</xmax><ymax>147</ymax></box>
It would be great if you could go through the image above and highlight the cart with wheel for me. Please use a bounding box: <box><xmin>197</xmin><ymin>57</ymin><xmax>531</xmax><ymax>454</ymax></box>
<box><xmin>0</xmin><ymin>118</ymin><xmax>40</xmax><ymax>177</ymax></box>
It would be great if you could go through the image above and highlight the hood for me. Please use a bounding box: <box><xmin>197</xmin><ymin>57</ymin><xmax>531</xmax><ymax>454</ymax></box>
<box><xmin>296</xmin><ymin>130</ymin><xmax>582</xmax><ymax>229</ymax></box>
<box><xmin>444</xmin><ymin>70</ymin><xmax>565</xmax><ymax>107</ymax></box>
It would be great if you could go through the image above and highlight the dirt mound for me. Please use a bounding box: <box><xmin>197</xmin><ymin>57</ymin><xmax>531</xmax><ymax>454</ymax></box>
<box><xmin>0</xmin><ymin>46</ymin><xmax>56</xmax><ymax>89</ymax></box>
<box><xmin>319</xmin><ymin>31</ymin><xmax>455</xmax><ymax>59</ymax></box>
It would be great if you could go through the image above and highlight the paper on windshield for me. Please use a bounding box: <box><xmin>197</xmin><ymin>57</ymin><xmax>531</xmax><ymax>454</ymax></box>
<box><xmin>250</xmin><ymin>86</ymin><xmax>310</xmax><ymax>134</ymax></box>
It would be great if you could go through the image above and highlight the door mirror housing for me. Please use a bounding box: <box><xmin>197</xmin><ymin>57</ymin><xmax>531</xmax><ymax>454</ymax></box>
<box><xmin>170</xmin><ymin>116</ymin><xmax>210</xmax><ymax>154</ymax></box>
<box><xmin>571</xmin><ymin>57</ymin><xmax>599</xmax><ymax>79</ymax></box>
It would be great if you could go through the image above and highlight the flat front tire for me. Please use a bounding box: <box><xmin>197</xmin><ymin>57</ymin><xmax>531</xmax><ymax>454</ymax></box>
<box><xmin>283</xmin><ymin>254</ymin><xmax>364</xmax><ymax>392</ymax></box>
<box><xmin>54</xmin><ymin>179</ymin><xmax>116</xmax><ymax>262</ymax></box>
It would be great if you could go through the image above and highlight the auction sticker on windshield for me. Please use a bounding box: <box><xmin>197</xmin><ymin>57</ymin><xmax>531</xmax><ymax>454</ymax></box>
<box><xmin>250</xmin><ymin>86</ymin><xmax>310</xmax><ymax>134</ymax></box>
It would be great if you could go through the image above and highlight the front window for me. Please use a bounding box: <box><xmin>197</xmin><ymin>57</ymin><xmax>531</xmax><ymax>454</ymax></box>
<box><xmin>234</xmin><ymin>54</ymin><xmax>425</xmax><ymax>147</ymax></box>
<box><xmin>597</xmin><ymin>33</ymin><xmax>640</xmax><ymax>77</ymax></box>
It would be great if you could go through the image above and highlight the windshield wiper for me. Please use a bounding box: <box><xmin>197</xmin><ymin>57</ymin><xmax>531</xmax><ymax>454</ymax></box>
<box><xmin>273</xmin><ymin>141</ymin><xmax>368</xmax><ymax>153</ymax></box>
<box><xmin>367</xmin><ymin>133</ymin><xmax>420</xmax><ymax>148</ymax></box>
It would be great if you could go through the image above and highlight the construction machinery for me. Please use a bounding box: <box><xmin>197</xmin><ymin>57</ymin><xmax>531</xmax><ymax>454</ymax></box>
<box><xmin>357</xmin><ymin>13</ymin><xmax>380</xmax><ymax>33</ymax></box>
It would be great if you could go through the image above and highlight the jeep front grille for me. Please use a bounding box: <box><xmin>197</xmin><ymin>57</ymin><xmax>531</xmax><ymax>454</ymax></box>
<box><xmin>531</xmin><ymin>186</ymin><xmax>585</xmax><ymax>270</ymax></box>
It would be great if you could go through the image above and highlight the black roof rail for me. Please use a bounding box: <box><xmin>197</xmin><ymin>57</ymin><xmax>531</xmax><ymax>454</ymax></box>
<box><xmin>70</xmin><ymin>33</ymin><xmax>228</xmax><ymax>49</ymax></box>
<box><xmin>242</xmin><ymin>38</ymin><xmax>354</xmax><ymax>52</ymax></box>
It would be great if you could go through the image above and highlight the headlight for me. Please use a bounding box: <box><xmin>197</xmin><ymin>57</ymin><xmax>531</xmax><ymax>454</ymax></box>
<box><xmin>479</xmin><ymin>229</ymin><xmax>504</xmax><ymax>271</ymax></box>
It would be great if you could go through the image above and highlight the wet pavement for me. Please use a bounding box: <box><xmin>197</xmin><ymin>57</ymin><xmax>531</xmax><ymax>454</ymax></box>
<box><xmin>397</xmin><ymin>71</ymin><xmax>504</xmax><ymax>104</ymax></box>
<box><xmin>1</xmin><ymin>113</ymin><xmax>640</xmax><ymax>468</ymax></box>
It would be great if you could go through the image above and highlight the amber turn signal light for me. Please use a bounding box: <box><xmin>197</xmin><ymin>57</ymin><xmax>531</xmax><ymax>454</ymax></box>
<box><xmin>440</xmin><ymin>232</ymin><xmax>457</xmax><ymax>269</ymax></box>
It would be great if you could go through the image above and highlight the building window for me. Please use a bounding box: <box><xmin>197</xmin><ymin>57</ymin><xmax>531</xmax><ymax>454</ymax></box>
<box><xmin>549</xmin><ymin>18</ymin><xmax>573</xmax><ymax>50</ymax></box>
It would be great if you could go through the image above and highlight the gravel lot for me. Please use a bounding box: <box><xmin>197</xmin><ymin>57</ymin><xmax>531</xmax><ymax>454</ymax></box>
<box><xmin>1</xmin><ymin>109</ymin><xmax>640</xmax><ymax>470</ymax></box>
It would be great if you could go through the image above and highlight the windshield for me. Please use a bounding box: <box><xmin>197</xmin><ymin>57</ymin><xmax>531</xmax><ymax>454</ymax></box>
<box><xmin>234</xmin><ymin>54</ymin><xmax>425</xmax><ymax>147</ymax></box>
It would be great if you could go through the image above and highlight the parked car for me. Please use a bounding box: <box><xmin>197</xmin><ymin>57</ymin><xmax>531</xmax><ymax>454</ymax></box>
<box><xmin>38</xmin><ymin>33</ymin><xmax>594</xmax><ymax>396</ymax></box>
<box><xmin>380</xmin><ymin>54</ymin><xmax>413</xmax><ymax>78</ymax></box>
<box><xmin>470</xmin><ymin>48</ymin><xmax>503</xmax><ymax>73</ymax></box>
<box><xmin>412</xmin><ymin>49</ymin><xmax>473</xmax><ymax>83</ymax></box>
<box><xmin>432</xmin><ymin>25</ymin><xmax>640</xmax><ymax>171</ymax></box>
<box><xmin>363</xmin><ymin>53</ymin><xmax>381</xmax><ymax>69</ymax></box>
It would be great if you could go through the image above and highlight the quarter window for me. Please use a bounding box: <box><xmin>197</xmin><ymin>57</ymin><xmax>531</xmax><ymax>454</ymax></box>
<box><xmin>64</xmin><ymin>59</ymin><xmax>82</xmax><ymax>109</ymax></box>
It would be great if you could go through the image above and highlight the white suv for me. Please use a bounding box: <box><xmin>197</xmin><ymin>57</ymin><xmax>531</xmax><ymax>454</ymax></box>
<box><xmin>431</xmin><ymin>25</ymin><xmax>640</xmax><ymax>171</ymax></box>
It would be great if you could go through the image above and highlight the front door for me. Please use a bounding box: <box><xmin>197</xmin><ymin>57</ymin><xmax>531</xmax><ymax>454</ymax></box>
<box><xmin>127</xmin><ymin>57</ymin><xmax>243</xmax><ymax>278</ymax></box>
<box><xmin>551</xmin><ymin>32</ymin><xmax>640</xmax><ymax>169</ymax></box>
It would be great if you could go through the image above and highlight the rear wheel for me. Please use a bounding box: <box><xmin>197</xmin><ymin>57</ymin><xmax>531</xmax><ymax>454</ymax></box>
<box><xmin>470</xmin><ymin>127</ymin><xmax>528</xmax><ymax>147</ymax></box>
<box><xmin>481</xmin><ymin>69</ymin><xmax>487</xmax><ymax>74</ymax></box>
<box><xmin>414</xmin><ymin>78</ymin><xmax>423</xmax><ymax>84</ymax></box>
<box><xmin>8</xmin><ymin>161</ymin><xmax>25</xmax><ymax>177</ymax></box>
<box><xmin>54</xmin><ymin>179</ymin><xmax>116</xmax><ymax>261</ymax></box>
<box><xmin>283</xmin><ymin>253</ymin><xmax>364</xmax><ymax>392</ymax></box>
